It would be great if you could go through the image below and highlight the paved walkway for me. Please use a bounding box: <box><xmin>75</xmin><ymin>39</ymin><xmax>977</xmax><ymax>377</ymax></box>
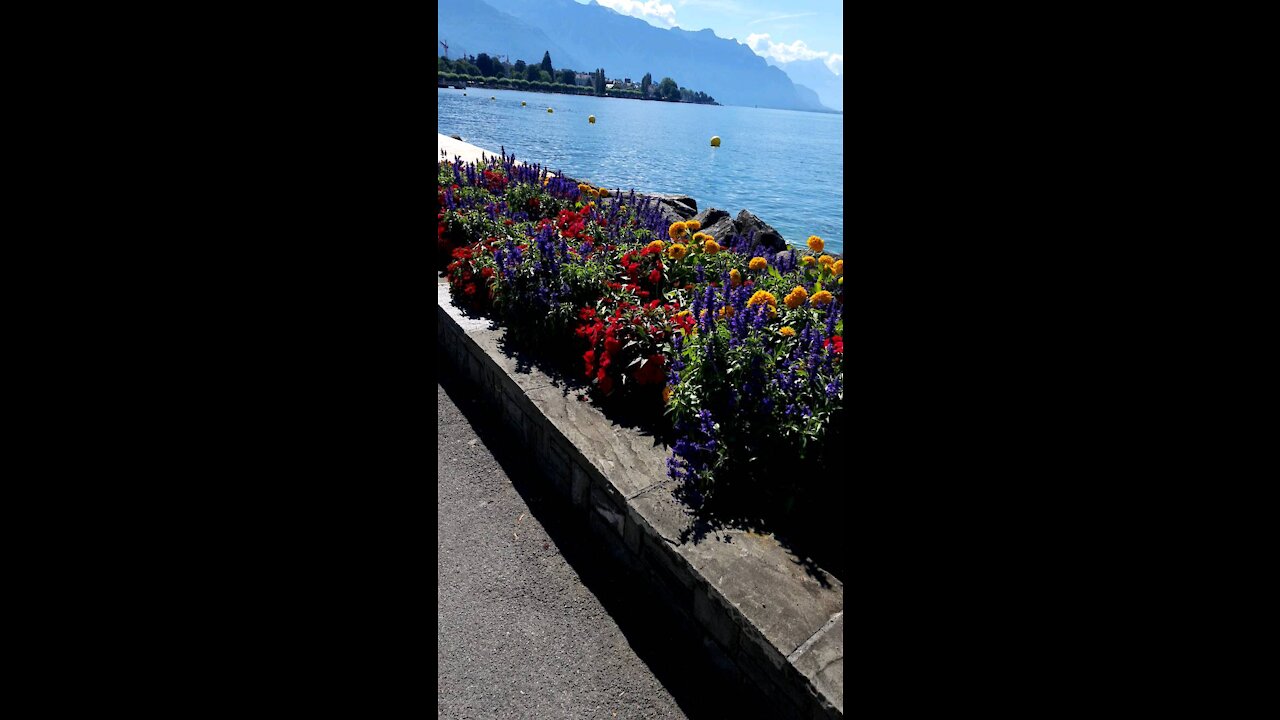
<box><xmin>437</xmin><ymin>362</ymin><xmax>772</xmax><ymax>719</ymax></box>
<box><xmin>437</xmin><ymin>134</ymin><xmax>501</xmax><ymax>166</ymax></box>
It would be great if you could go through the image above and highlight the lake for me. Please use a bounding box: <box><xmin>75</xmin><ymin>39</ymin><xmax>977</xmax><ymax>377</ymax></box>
<box><xmin>438</xmin><ymin>88</ymin><xmax>844</xmax><ymax>254</ymax></box>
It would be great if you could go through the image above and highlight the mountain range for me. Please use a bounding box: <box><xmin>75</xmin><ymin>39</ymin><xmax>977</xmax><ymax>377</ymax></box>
<box><xmin>767</xmin><ymin>58</ymin><xmax>843</xmax><ymax>112</ymax></box>
<box><xmin>438</xmin><ymin>0</ymin><xmax>839</xmax><ymax>113</ymax></box>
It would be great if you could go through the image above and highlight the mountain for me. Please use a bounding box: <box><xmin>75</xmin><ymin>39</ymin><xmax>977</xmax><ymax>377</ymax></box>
<box><xmin>438</xmin><ymin>0</ymin><xmax>835</xmax><ymax>112</ymax></box>
<box><xmin>438</xmin><ymin>0</ymin><xmax>583</xmax><ymax>73</ymax></box>
<box><xmin>768</xmin><ymin>58</ymin><xmax>843</xmax><ymax>112</ymax></box>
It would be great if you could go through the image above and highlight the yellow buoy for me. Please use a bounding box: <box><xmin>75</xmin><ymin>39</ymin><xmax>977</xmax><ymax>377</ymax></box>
<box><xmin>547</xmin><ymin>108</ymin><xmax>554</xmax><ymax>113</ymax></box>
<box><xmin>521</xmin><ymin>101</ymin><xmax>526</xmax><ymax>106</ymax></box>
<box><xmin>588</xmin><ymin>115</ymin><xmax>596</xmax><ymax>124</ymax></box>
<box><xmin>710</xmin><ymin>136</ymin><xmax>721</xmax><ymax>147</ymax></box>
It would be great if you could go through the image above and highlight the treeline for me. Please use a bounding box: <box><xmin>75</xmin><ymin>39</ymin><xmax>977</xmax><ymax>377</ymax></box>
<box><xmin>437</xmin><ymin>50</ymin><xmax>717</xmax><ymax>105</ymax></box>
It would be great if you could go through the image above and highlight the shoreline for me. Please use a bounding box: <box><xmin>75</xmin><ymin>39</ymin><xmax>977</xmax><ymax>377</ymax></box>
<box><xmin>435</xmin><ymin>133</ymin><xmax>840</xmax><ymax>259</ymax></box>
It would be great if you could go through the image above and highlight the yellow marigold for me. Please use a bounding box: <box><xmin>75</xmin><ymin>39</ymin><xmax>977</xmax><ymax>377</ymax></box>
<box><xmin>646</xmin><ymin>240</ymin><xmax>666</xmax><ymax>253</ymax></box>
<box><xmin>807</xmin><ymin>235</ymin><xmax>824</xmax><ymax>253</ymax></box>
<box><xmin>667</xmin><ymin>243</ymin><xmax>688</xmax><ymax>260</ymax></box>
<box><xmin>718</xmin><ymin>305</ymin><xmax>735</xmax><ymax>318</ymax></box>
<box><xmin>747</xmin><ymin>290</ymin><xmax>777</xmax><ymax>307</ymax></box>
<box><xmin>749</xmin><ymin>257</ymin><xmax>767</xmax><ymax>271</ymax></box>
<box><xmin>833</xmin><ymin>259</ymin><xmax>844</xmax><ymax>276</ymax></box>
<box><xmin>801</xmin><ymin>256</ymin><xmax>816</xmax><ymax>266</ymax></box>
<box><xmin>588</xmin><ymin>188</ymin><xmax>601</xmax><ymax>198</ymax></box>
<box><xmin>663</xmin><ymin>385</ymin><xmax>672</xmax><ymax>404</ymax></box>
<box><xmin>784</xmin><ymin>286</ymin><xmax>808</xmax><ymax>309</ymax></box>
<box><xmin>818</xmin><ymin>254</ymin><xmax>835</xmax><ymax>267</ymax></box>
<box><xmin>578</xmin><ymin>183</ymin><xmax>589</xmax><ymax>193</ymax></box>
<box><xmin>691</xmin><ymin>232</ymin><xmax>710</xmax><ymax>243</ymax></box>
<box><xmin>686</xmin><ymin>220</ymin><xmax>702</xmax><ymax>231</ymax></box>
<box><xmin>703</xmin><ymin>239</ymin><xmax>720</xmax><ymax>254</ymax></box>
<box><xmin>811</xmin><ymin>290</ymin><xmax>834</xmax><ymax>306</ymax></box>
<box><xmin>779</xmin><ymin>326</ymin><xmax>796</xmax><ymax>337</ymax></box>
<box><xmin>668</xmin><ymin>221</ymin><xmax>688</xmax><ymax>239</ymax></box>
<box><xmin>729</xmin><ymin>269</ymin><xmax>742</xmax><ymax>286</ymax></box>
<box><xmin>599</xmin><ymin>188</ymin><xmax>611</xmax><ymax>198</ymax></box>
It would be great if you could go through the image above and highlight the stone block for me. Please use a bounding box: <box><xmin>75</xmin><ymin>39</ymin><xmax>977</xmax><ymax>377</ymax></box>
<box><xmin>678</xmin><ymin>531</ymin><xmax>843</xmax><ymax>662</ymax></box>
<box><xmin>570</xmin><ymin>462</ymin><xmax>590</xmax><ymax>509</ymax></box>
<box><xmin>523</xmin><ymin>385</ymin><xmax>670</xmax><ymax>499</ymax></box>
<box><xmin>790</xmin><ymin>614</ymin><xmax>843</xmax><ymax>717</ymax></box>
<box><xmin>694</xmin><ymin>585</ymin><xmax>740</xmax><ymax>654</ymax></box>
<box><xmin>590</xmin><ymin>484</ymin><xmax>624</xmax><ymax>538</ymax></box>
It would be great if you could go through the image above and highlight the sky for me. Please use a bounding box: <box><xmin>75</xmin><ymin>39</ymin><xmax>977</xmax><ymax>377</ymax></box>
<box><xmin>575</xmin><ymin>0</ymin><xmax>843</xmax><ymax>76</ymax></box>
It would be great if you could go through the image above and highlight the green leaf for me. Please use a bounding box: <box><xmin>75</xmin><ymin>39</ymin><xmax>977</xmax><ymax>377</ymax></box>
<box><xmin>813</xmin><ymin>280</ymin><xmax>822</xmax><ymax>293</ymax></box>
<box><xmin>768</xmin><ymin>266</ymin><xmax>781</xmax><ymax>280</ymax></box>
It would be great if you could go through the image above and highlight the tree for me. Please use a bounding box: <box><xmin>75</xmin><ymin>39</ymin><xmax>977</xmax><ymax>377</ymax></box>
<box><xmin>641</xmin><ymin>72</ymin><xmax>652</xmax><ymax>98</ymax></box>
<box><xmin>540</xmin><ymin>51</ymin><xmax>553</xmax><ymax>75</ymax></box>
<box><xmin>514</xmin><ymin>59</ymin><xmax>527</xmax><ymax>75</ymax></box>
<box><xmin>658</xmin><ymin>77</ymin><xmax>679</xmax><ymax>101</ymax></box>
<box><xmin>526</xmin><ymin>64</ymin><xmax>541</xmax><ymax>81</ymax></box>
<box><xmin>593</xmin><ymin>68</ymin><xmax>607</xmax><ymax>95</ymax></box>
<box><xmin>476</xmin><ymin>53</ymin><xmax>494</xmax><ymax>77</ymax></box>
<box><xmin>559</xmin><ymin>68</ymin><xmax>576</xmax><ymax>85</ymax></box>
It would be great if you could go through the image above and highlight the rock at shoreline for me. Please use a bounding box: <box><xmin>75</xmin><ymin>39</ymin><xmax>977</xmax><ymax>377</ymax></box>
<box><xmin>694</xmin><ymin>208</ymin><xmax>735</xmax><ymax>243</ymax></box>
<box><xmin>642</xmin><ymin>193</ymin><xmax>697</xmax><ymax>221</ymax></box>
<box><xmin>733</xmin><ymin>210</ymin><xmax>787</xmax><ymax>253</ymax></box>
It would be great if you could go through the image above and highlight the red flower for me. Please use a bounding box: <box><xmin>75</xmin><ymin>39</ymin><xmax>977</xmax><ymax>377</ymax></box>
<box><xmin>480</xmin><ymin>267</ymin><xmax>494</xmax><ymax>279</ymax></box>
<box><xmin>598</xmin><ymin>371</ymin><xmax>614</xmax><ymax>395</ymax></box>
<box><xmin>633</xmin><ymin>355</ymin><xmax>666</xmax><ymax>386</ymax></box>
<box><xmin>579</xmin><ymin>307</ymin><xmax>597</xmax><ymax>321</ymax></box>
<box><xmin>824</xmin><ymin>335</ymin><xmax>844</xmax><ymax>355</ymax></box>
<box><xmin>583</xmin><ymin>350</ymin><xmax>595</xmax><ymax>376</ymax></box>
<box><xmin>648</xmin><ymin>269</ymin><xmax>662</xmax><ymax>285</ymax></box>
<box><xmin>604</xmin><ymin>337</ymin><xmax>622</xmax><ymax>355</ymax></box>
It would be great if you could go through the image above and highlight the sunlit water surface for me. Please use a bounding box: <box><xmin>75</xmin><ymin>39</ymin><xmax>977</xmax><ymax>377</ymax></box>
<box><xmin>439</xmin><ymin>88</ymin><xmax>843</xmax><ymax>254</ymax></box>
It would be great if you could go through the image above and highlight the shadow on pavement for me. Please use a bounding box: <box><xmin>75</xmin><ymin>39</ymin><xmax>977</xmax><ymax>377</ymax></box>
<box><xmin>438</xmin><ymin>358</ymin><xmax>777</xmax><ymax>720</ymax></box>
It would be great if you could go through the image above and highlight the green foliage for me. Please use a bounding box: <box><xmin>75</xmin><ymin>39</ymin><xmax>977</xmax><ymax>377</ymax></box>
<box><xmin>540</xmin><ymin>51</ymin><xmax>553</xmax><ymax>75</ymax></box>
<box><xmin>658</xmin><ymin>77</ymin><xmax>679</xmax><ymax>101</ymax></box>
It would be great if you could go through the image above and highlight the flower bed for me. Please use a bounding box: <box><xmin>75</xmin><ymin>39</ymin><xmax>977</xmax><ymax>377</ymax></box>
<box><xmin>438</xmin><ymin>151</ymin><xmax>844</xmax><ymax>563</ymax></box>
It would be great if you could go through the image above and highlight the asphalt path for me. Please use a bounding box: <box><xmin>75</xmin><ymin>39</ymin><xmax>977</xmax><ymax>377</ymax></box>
<box><xmin>437</xmin><ymin>361</ymin><xmax>773</xmax><ymax>720</ymax></box>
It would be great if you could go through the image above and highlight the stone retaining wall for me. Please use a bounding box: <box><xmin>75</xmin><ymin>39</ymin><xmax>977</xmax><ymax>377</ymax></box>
<box><xmin>438</xmin><ymin>279</ymin><xmax>843</xmax><ymax>719</ymax></box>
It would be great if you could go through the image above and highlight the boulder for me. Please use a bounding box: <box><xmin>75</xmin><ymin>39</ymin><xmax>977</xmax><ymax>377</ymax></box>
<box><xmin>733</xmin><ymin>210</ymin><xmax>787</xmax><ymax>253</ymax></box>
<box><xmin>694</xmin><ymin>208</ymin><xmax>735</xmax><ymax>243</ymax></box>
<box><xmin>644</xmin><ymin>193</ymin><xmax>697</xmax><ymax>219</ymax></box>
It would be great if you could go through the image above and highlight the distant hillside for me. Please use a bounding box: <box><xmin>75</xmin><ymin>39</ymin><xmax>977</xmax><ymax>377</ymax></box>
<box><xmin>437</xmin><ymin>0</ymin><xmax>583</xmax><ymax>73</ymax></box>
<box><xmin>438</xmin><ymin>0</ymin><xmax>835</xmax><ymax>112</ymax></box>
<box><xmin>768</xmin><ymin>58</ymin><xmax>843</xmax><ymax>112</ymax></box>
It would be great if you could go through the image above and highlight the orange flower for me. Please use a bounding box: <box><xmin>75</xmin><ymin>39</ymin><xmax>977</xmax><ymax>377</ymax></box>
<box><xmin>747</xmin><ymin>290</ymin><xmax>777</xmax><ymax>307</ymax></box>
<box><xmin>807</xmin><ymin>235</ymin><xmax>824</xmax><ymax>253</ymax></box>
<box><xmin>801</xmin><ymin>256</ymin><xmax>816</xmax><ymax>266</ymax></box>
<box><xmin>749</xmin><ymin>257</ymin><xmax>767</xmax><ymax>271</ymax></box>
<box><xmin>729</xmin><ymin>269</ymin><xmax>742</xmax><ymax>286</ymax></box>
<box><xmin>667</xmin><ymin>244</ymin><xmax>688</xmax><ymax>260</ymax></box>
<box><xmin>647</xmin><ymin>240</ymin><xmax>666</xmax><ymax>253</ymax></box>
<box><xmin>810</xmin><ymin>290</ymin><xmax>834</xmax><ymax>306</ymax></box>
<box><xmin>703</xmin><ymin>239</ymin><xmax>720</xmax><ymax>254</ymax></box>
<box><xmin>718</xmin><ymin>305</ymin><xmax>735</xmax><ymax>318</ymax></box>
<box><xmin>779</xmin><ymin>326</ymin><xmax>796</xmax><ymax>337</ymax></box>
<box><xmin>833</xmin><ymin>259</ymin><xmax>844</xmax><ymax>276</ymax></box>
<box><xmin>663</xmin><ymin>385</ymin><xmax>673</xmax><ymax>404</ymax></box>
<box><xmin>668</xmin><ymin>221</ymin><xmax>688</xmax><ymax>239</ymax></box>
<box><xmin>686</xmin><ymin>220</ymin><xmax>702</xmax><ymax>231</ymax></box>
<box><xmin>818</xmin><ymin>254</ymin><xmax>835</xmax><ymax>268</ymax></box>
<box><xmin>784</xmin><ymin>286</ymin><xmax>808</xmax><ymax>309</ymax></box>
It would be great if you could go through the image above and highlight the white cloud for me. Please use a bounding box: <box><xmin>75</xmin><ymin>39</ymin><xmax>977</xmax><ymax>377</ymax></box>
<box><xmin>747</xmin><ymin>12</ymin><xmax>817</xmax><ymax>26</ymax></box>
<box><xmin>745</xmin><ymin>33</ymin><xmax>842</xmax><ymax>75</ymax></box>
<box><xmin>596</xmin><ymin>0</ymin><xmax>678</xmax><ymax>27</ymax></box>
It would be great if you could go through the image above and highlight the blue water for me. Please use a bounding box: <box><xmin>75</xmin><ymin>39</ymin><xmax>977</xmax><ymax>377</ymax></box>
<box><xmin>438</xmin><ymin>88</ymin><xmax>843</xmax><ymax>254</ymax></box>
